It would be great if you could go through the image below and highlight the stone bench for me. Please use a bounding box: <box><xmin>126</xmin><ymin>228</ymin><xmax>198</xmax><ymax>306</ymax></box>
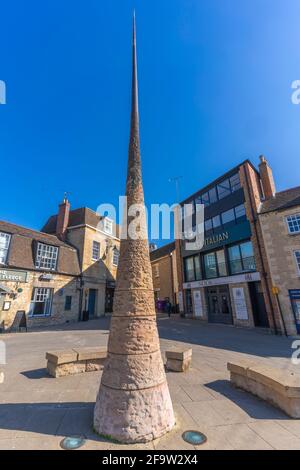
<box><xmin>228</xmin><ymin>360</ymin><xmax>300</xmax><ymax>418</ymax></box>
<box><xmin>165</xmin><ymin>348</ymin><xmax>192</xmax><ymax>372</ymax></box>
<box><xmin>46</xmin><ymin>347</ymin><xmax>107</xmax><ymax>378</ymax></box>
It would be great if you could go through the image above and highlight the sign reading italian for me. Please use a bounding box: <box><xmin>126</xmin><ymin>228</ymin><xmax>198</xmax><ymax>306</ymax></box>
<box><xmin>0</xmin><ymin>269</ymin><xmax>28</xmax><ymax>283</ymax></box>
<box><xmin>232</xmin><ymin>287</ymin><xmax>248</xmax><ymax>320</ymax></box>
<box><xmin>193</xmin><ymin>290</ymin><xmax>203</xmax><ymax>317</ymax></box>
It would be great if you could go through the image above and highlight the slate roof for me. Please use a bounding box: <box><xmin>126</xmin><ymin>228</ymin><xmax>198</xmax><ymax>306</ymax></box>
<box><xmin>259</xmin><ymin>186</ymin><xmax>300</xmax><ymax>214</ymax></box>
<box><xmin>0</xmin><ymin>220</ymin><xmax>80</xmax><ymax>276</ymax></box>
<box><xmin>42</xmin><ymin>207</ymin><xmax>120</xmax><ymax>238</ymax></box>
<box><xmin>150</xmin><ymin>241</ymin><xmax>175</xmax><ymax>262</ymax></box>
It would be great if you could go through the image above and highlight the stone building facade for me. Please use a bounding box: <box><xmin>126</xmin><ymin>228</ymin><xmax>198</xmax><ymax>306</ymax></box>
<box><xmin>259</xmin><ymin>185</ymin><xmax>300</xmax><ymax>335</ymax></box>
<box><xmin>174</xmin><ymin>157</ymin><xmax>288</xmax><ymax>333</ymax></box>
<box><xmin>0</xmin><ymin>220</ymin><xmax>80</xmax><ymax>330</ymax></box>
<box><xmin>150</xmin><ymin>242</ymin><xmax>178</xmax><ymax>310</ymax></box>
<box><xmin>42</xmin><ymin>199</ymin><xmax>120</xmax><ymax>319</ymax></box>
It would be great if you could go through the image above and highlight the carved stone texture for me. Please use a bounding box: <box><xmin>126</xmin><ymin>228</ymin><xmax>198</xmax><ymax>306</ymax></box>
<box><xmin>93</xmin><ymin>14</ymin><xmax>175</xmax><ymax>442</ymax></box>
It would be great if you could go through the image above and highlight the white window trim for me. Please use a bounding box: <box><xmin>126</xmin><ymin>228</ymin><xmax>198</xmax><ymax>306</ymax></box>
<box><xmin>29</xmin><ymin>287</ymin><xmax>53</xmax><ymax>317</ymax></box>
<box><xmin>294</xmin><ymin>251</ymin><xmax>300</xmax><ymax>276</ymax></box>
<box><xmin>286</xmin><ymin>213</ymin><xmax>300</xmax><ymax>235</ymax></box>
<box><xmin>35</xmin><ymin>242</ymin><xmax>58</xmax><ymax>271</ymax></box>
<box><xmin>92</xmin><ymin>240</ymin><xmax>100</xmax><ymax>261</ymax></box>
<box><xmin>112</xmin><ymin>248</ymin><xmax>119</xmax><ymax>266</ymax></box>
<box><xmin>0</xmin><ymin>232</ymin><xmax>11</xmax><ymax>265</ymax></box>
<box><xmin>103</xmin><ymin>218</ymin><xmax>113</xmax><ymax>235</ymax></box>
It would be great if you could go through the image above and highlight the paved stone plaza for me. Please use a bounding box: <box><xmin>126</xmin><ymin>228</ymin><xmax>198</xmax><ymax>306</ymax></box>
<box><xmin>1</xmin><ymin>315</ymin><xmax>300</xmax><ymax>450</ymax></box>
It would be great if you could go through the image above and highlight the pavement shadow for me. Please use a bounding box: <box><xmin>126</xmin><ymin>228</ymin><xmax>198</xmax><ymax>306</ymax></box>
<box><xmin>157</xmin><ymin>316</ymin><xmax>293</xmax><ymax>359</ymax></box>
<box><xmin>205</xmin><ymin>379</ymin><xmax>289</xmax><ymax>420</ymax></box>
<box><xmin>21</xmin><ymin>369</ymin><xmax>48</xmax><ymax>380</ymax></box>
<box><xmin>0</xmin><ymin>402</ymin><xmax>109</xmax><ymax>442</ymax></box>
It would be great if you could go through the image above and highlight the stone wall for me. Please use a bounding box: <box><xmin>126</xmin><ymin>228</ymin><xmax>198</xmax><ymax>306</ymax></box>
<box><xmin>259</xmin><ymin>207</ymin><xmax>300</xmax><ymax>335</ymax></box>
<box><xmin>0</xmin><ymin>271</ymin><xmax>79</xmax><ymax>330</ymax></box>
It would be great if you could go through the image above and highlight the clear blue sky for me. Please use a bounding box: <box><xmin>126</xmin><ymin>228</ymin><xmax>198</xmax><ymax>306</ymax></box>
<box><xmin>1</xmin><ymin>0</ymin><xmax>300</xmax><ymax>233</ymax></box>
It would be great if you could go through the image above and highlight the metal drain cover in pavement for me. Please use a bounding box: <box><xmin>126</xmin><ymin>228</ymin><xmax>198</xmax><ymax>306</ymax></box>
<box><xmin>60</xmin><ymin>435</ymin><xmax>86</xmax><ymax>450</ymax></box>
<box><xmin>182</xmin><ymin>430</ymin><xmax>207</xmax><ymax>446</ymax></box>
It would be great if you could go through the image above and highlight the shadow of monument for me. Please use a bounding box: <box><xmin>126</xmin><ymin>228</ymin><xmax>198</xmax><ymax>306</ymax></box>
<box><xmin>0</xmin><ymin>402</ymin><xmax>108</xmax><ymax>442</ymax></box>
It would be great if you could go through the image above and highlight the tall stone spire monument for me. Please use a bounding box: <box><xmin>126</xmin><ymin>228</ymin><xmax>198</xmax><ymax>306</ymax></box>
<box><xmin>93</xmin><ymin>14</ymin><xmax>175</xmax><ymax>443</ymax></box>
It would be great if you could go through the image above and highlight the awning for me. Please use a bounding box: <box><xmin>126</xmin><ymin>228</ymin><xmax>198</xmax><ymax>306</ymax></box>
<box><xmin>0</xmin><ymin>283</ymin><xmax>13</xmax><ymax>294</ymax></box>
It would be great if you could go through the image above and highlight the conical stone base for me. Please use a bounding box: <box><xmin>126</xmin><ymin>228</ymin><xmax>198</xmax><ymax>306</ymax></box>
<box><xmin>94</xmin><ymin>378</ymin><xmax>175</xmax><ymax>443</ymax></box>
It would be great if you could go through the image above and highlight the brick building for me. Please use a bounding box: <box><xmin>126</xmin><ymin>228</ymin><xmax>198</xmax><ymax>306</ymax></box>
<box><xmin>42</xmin><ymin>198</ymin><xmax>120</xmax><ymax>318</ymax></box>
<box><xmin>174</xmin><ymin>156</ymin><xmax>290</xmax><ymax>334</ymax></box>
<box><xmin>0</xmin><ymin>220</ymin><xmax>80</xmax><ymax>330</ymax></box>
<box><xmin>150</xmin><ymin>241</ymin><xmax>178</xmax><ymax>310</ymax></box>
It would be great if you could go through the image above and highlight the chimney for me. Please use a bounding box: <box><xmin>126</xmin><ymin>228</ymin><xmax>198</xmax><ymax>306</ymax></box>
<box><xmin>258</xmin><ymin>155</ymin><xmax>276</xmax><ymax>199</ymax></box>
<box><xmin>56</xmin><ymin>195</ymin><xmax>70</xmax><ymax>240</ymax></box>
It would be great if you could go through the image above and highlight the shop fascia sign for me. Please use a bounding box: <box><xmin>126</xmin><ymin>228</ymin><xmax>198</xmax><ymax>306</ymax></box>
<box><xmin>0</xmin><ymin>269</ymin><xmax>28</xmax><ymax>283</ymax></box>
<box><xmin>183</xmin><ymin>271</ymin><xmax>261</xmax><ymax>289</ymax></box>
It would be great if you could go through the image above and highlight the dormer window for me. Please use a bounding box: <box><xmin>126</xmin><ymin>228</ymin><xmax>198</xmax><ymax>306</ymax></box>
<box><xmin>104</xmin><ymin>218</ymin><xmax>113</xmax><ymax>235</ymax></box>
<box><xmin>35</xmin><ymin>242</ymin><xmax>58</xmax><ymax>270</ymax></box>
<box><xmin>0</xmin><ymin>232</ymin><xmax>11</xmax><ymax>265</ymax></box>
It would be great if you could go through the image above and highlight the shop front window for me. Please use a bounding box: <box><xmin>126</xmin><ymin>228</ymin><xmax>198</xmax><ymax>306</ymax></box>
<box><xmin>184</xmin><ymin>257</ymin><xmax>195</xmax><ymax>282</ymax></box>
<box><xmin>228</xmin><ymin>241</ymin><xmax>256</xmax><ymax>274</ymax></box>
<box><xmin>204</xmin><ymin>252</ymin><xmax>217</xmax><ymax>279</ymax></box>
<box><xmin>216</xmin><ymin>250</ymin><xmax>227</xmax><ymax>276</ymax></box>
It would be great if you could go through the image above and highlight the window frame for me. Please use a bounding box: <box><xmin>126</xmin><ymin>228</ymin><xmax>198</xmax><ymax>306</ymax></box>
<box><xmin>286</xmin><ymin>214</ymin><xmax>300</xmax><ymax>234</ymax></box>
<box><xmin>228</xmin><ymin>241</ymin><xmax>256</xmax><ymax>275</ymax></box>
<box><xmin>294</xmin><ymin>251</ymin><xmax>300</xmax><ymax>275</ymax></box>
<box><xmin>35</xmin><ymin>242</ymin><xmax>58</xmax><ymax>271</ymax></box>
<box><xmin>0</xmin><ymin>232</ymin><xmax>11</xmax><ymax>265</ymax></box>
<box><xmin>29</xmin><ymin>287</ymin><xmax>53</xmax><ymax>317</ymax></box>
<box><xmin>64</xmin><ymin>295</ymin><xmax>72</xmax><ymax>311</ymax></box>
<box><xmin>92</xmin><ymin>240</ymin><xmax>100</xmax><ymax>261</ymax></box>
<box><xmin>103</xmin><ymin>218</ymin><xmax>113</xmax><ymax>235</ymax></box>
<box><xmin>112</xmin><ymin>248</ymin><xmax>120</xmax><ymax>266</ymax></box>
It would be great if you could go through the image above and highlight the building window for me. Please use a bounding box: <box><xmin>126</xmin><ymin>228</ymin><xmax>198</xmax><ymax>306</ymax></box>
<box><xmin>228</xmin><ymin>241</ymin><xmax>256</xmax><ymax>274</ymax></box>
<box><xmin>204</xmin><ymin>252</ymin><xmax>218</xmax><ymax>278</ymax></box>
<box><xmin>113</xmin><ymin>248</ymin><xmax>119</xmax><ymax>266</ymax></box>
<box><xmin>217</xmin><ymin>179</ymin><xmax>231</xmax><ymax>200</ymax></box>
<box><xmin>287</xmin><ymin>214</ymin><xmax>300</xmax><ymax>234</ymax></box>
<box><xmin>104</xmin><ymin>218</ymin><xmax>113</xmax><ymax>235</ymax></box>
<box><xmin>65</xmin><ymin>295</ymin><xmax>72</xmax><ymax>311</ymax></box>
<box><xmin>234</xmin><ymin>203</ymin><xmax>246</xmax><ymax>220</ymax></box>
<box><xmin>203</xmin><ymin>249</ymin><xmax>227</xmax><ymax>279</ymax></box>
<box><xmin>209</xmin><ymin>187</ymin><xmax>218</xmax><ymax>204</ymax></box>
<box><xmin>229</xmin><ymin>173</ymin><xmax>241</xmax><ymax>192</ymax></box>
<box><xmin>30</xmin><ymin>288</ymin><xmax>53</xmax><ymax>316</ymax></box>
<box><xmin>212</xmin><ymin>215</ymin><xmax>221</xmax><ymax>229</ymax></box>
<box><xmin>201</xmin><ymin>192</ymin><xmax>210</xmax><ymax>207</ymax></box>
<box><xmin>204</xmin><ymin>218</ymin><xmax>213</xmax><ymax>233</ymax></box>
<box><xmin>184</xmin><ymin>257</ymin><xmax>195</xmax><ymax>282</ymax></box>
<box><xmin>194</xmin><ymin>255</ymin><xmax>202</xmax><ymax>280</ymax></box>
<box><xmin>221</xmin><ymin>208</ymin><xmax>235</xmax><ymax>226</ymax></box>
<box><xmin>294</xmin><ymin>251</ymin><xmax>300</xmax><ymax>275</ymax></box>
<box><xmin>216</xmin><ymin>250</ymin><xmax>227</xmax><ymax>276</ymax></box>
<box><xmin>153</xmin><ymin>264</ymin><xmax>159</xmax><ymax>278</ymax></box>
<box><xmin>92</xmin><ymin>241</ymin><xmax>100</xmax><ymax>260</ymax></box>
<box><xmin>0</xmin><ymin>232</ymin><xmax>11</xmax><ymax>265</ymax></box>
<box><xmin>35</xmin><ymin>243</ymin><xmax>58</xmax><ymax>270</ymax></box>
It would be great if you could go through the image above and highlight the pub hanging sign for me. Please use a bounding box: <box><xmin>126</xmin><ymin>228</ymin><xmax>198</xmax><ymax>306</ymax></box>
<box><xmin>0</xmin><ymin>269</ymin><xmax>28</xmax><ymax>283</ymax></box>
